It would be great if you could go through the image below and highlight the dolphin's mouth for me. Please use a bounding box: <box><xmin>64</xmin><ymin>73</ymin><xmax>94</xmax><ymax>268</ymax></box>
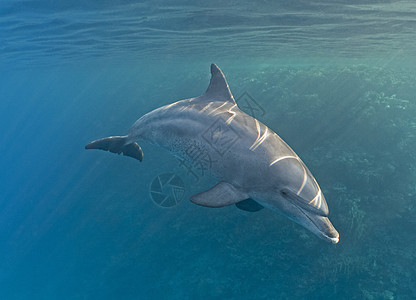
<box><xmin>327</xmin><ymin>235</ymin><xmax>339</xmax><ymax>244</ymax></box>
<box><xmin>292</xmin><ymin>201</ymin><xmax>339</xmax><ymax>244</ymax></box>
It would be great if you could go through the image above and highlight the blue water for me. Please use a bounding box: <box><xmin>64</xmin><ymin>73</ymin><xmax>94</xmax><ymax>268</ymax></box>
<box><xmin>1</xmin><ymin>1</ymin><xmax>416</xmax><ymax>299</ymax></box>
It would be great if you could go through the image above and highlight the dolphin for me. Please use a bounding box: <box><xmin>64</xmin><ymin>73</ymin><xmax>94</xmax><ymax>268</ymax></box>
<box><xmin>86</xmin><ymin>64</ymin><xmax>339</xmax><ymax>244</ymax></box>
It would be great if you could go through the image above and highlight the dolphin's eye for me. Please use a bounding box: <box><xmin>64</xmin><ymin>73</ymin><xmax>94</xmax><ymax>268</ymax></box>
<box><xmin>280</xmin><ymin>189</ymin><xmax>288</xmax><ymax>197</ymax></box>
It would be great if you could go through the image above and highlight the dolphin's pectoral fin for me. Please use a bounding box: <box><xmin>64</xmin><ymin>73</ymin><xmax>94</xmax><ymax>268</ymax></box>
<box><xmin>85</xmin><ymin>136</ymin><xmax>143</xmax><ymax>162</ymax></box>
<box><xmin>190</xmin><ymin>182</ymin><xmax>248</xmax><ymax>208</ymax></box>
<box><xmin>235</xmin><ymin>198</ymin><xmax>264</xmax><ymax>212</ymax></box>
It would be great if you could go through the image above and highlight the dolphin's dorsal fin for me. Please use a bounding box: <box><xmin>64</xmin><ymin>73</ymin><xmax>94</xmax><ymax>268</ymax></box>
<box><xmin>201</xmin><ymin>64</ymin><xmax>236</xmax><ymax>103</ymax></box>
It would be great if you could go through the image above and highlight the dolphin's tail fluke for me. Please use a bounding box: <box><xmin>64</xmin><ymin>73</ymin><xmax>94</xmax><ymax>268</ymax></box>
<box><xmin>85</xmin><ymin>136</ymin><xmax>143</xmax><ymax>162</ymax></box>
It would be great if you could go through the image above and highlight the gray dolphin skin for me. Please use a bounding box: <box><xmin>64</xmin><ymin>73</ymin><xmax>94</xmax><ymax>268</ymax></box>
<box><xmin>85</xmin><ymin>64</ymin><xmax>339</xmax><ymax>244</ymax></box>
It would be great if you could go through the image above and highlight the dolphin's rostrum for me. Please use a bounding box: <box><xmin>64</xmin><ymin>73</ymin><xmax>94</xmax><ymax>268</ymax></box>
<box><xmin>86</xmin><ymin>64</ymin><xmax>339</xmax><ymax>244</ymax></box>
